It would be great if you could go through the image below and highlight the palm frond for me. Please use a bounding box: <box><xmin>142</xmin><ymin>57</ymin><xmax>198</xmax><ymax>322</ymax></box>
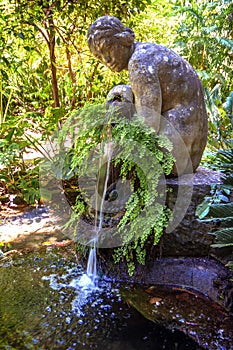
<box><xmin>211</xmin><ymin>227</ymin><xmax>233</xmax><ymax>248</ymax></box>
<box><xmin>201</xmin><ymin>217</ymin><xmax>233</xmax><ymax>228</ymax></box>
<box><xmin>209</xmin><ymin>203</ymin><xmax>233</xmax><ymax>218</ymax></box>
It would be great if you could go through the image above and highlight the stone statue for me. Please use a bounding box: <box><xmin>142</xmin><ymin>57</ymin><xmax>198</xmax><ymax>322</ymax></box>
<box><xmin>87</xmin><ymin>16</ymin><xmax>208</xmax><ymax>175</ymax></box>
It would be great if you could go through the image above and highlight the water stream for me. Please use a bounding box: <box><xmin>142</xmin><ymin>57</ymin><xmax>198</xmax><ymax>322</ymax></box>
<box><xmin>86</xmin><ymin>242</ymin><xmax>97</xmax><ymax>278</ymax></box>
<box><xmin>86</xmin><ymin>138</ymin><xmax>113</xmax><ymax>282</ymax></box>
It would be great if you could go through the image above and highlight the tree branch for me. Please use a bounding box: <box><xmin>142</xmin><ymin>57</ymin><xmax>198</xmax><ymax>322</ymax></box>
<box><xmin>24</xmin><ymin>21</ymin><xmax>49</xmax><ymax>46</ymax></box>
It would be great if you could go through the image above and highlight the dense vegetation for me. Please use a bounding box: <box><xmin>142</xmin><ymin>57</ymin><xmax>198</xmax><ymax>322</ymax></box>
<box><xmin>0</xmin><ymin>0</ymin><xmax>232</xmax><ymax>271</ymax></box>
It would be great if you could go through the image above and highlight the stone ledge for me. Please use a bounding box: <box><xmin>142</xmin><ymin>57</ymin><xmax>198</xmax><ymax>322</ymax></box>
<box><xmin>166</xmin><ymin>166</ymin><xmax>224</xmax><ymax>186</ymax></box>
<box><xmin>99</xmin><ymin>256</ymin><xmax>233</xmax><ymax>314</ymax></box>
<box><xmin>160</xmin><ymin>167</ymin><xmax>224</xmax><ymax>257</ymax></box>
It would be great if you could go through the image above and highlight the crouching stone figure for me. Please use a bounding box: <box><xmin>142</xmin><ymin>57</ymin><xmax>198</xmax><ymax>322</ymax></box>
<box><xmin>87</xmin><ymin>16</ymin><xmax>208</xmax><ymax>175</ymax></box>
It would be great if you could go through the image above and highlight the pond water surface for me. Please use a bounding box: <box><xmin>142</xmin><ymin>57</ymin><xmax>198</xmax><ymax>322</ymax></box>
<box><xmin>0</xmin><ymin>246</ymin><xmax>203</xmax><ymax>350</ymax></box>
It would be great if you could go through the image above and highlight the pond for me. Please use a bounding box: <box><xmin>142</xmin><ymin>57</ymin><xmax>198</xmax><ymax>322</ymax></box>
<box><xmin>0</xmin><ymin>246</ymin><xmax>203</xmax><ymax>350</ymax></box>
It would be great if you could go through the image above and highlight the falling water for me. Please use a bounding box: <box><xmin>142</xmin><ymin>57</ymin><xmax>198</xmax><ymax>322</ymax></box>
<box><xmin>86</xmin><ymin>137</ymin><xmax>113</xmax><ymax>282</ymax></box>
<box><xmin>86</xmin><ymin>240</ymin><xmax>97</xmax><ymax>277</ymax></box>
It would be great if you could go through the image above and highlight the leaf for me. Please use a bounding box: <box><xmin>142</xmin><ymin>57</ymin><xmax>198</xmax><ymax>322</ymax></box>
<box><xmin>42</xmin><ymin>241</ymin><xmax>52</xmax><ymax>246</ymax></box>
<box><xmin>149</xmin><ymin>297</ymin><xmax>162</xmax><ymax>304</ymax></box>
<box><xmin>211</xmin><ymin>228</ymin><xmax>233</xmax><ymax>249</ymax></box>
<box><xmin>213</xmin><ymin>227</ymin><xmax>233</xmax><ymax>244</ymax></box>
<box><xmin>215</xmin><ymin>37</ymin><xmax>233</xmax><ymax>50</ymax></box>
<box><xmin>226</xmin><ymin>261</ymin><xmax>233</xmax><ymax>270</ymax></box>
<box><xmin>18</xmin><ymin>32</ymin><xmax>24</xmax><ymax>39</ymax></box>
<box><xmin>223</xmin><ymin>92</ymin><xmax>233</xmax><ymax>115</ymax></box>
<box><xmin>196</xmin><ymin>200</ymin><xmax>210</xmax><ymax>219</ymax></box>
<box><xmin>211</xmin><ymin>243</ymin><xmax>233</xmax><ymax>248</ymax></box>
<box><xmin>218</xmin><ymin>194</ymin><xmax>229</xmax><ymax>203</ymax></box>
<box><xmin>209</xmin><ymin>203</ymin><xmax>233</xmax><ymax>218</ymax></box>
<box><xmin>4</xmin><ymin>128</ymin><xmax>15</xmax><ymax>141</ymax></box>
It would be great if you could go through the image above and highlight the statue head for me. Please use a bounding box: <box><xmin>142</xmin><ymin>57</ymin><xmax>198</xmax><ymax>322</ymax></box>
<box><xmin>87</xmin><ymin>16</ymin><xmax>135</xmax><ymax>72</ymax></box>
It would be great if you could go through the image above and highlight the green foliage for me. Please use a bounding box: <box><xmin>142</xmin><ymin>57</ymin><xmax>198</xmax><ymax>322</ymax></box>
<box><xmin>196</xmin><ymin>173</ymin><xmax>233</xmax><ymax>224</ymax></box>
<box><xmin>18</xmin><ymin>166</ymin><xmax>41</xmax><ymax>203</ymax></box>
<box><xmin>173</xmin><ymin>0</ymin><xmax>233</xmax><ymax>149</ymax></box>
<box><xmin>196</xmin><ymin>157</ymin><xmax>233</xmax><ymax>271</ymax></box>
<box><xmin>129</xmin><ymin>0</ymin><xmax>177</xmax><ymax>45</ymax></box>
<box><xmin>110</xmin><ymin>113</ymin><xmax>173</xmax><ymax>274</ymax></box>
<box><xmin>0</xmin><ymin>77</ymin><xmax>13</xmax><ymax>124</ymax></box>
<box><xmin>173</xmin><ymin>0</ymin><xmax>232</xmax><ymax>94</ymax></box>
<box><xmin>0</xmin><ymin>0</ymin><xmax>232</xmax><ymax>245</ymax></box>
<box><xmin>0</xmin><ymin>87</ymin><xmax>42</xmax><ymax>203</ymax></box>
<box><xmin>0</xmin><ymin>0</ymin><xmax>150</xmax><ymax>112</ymax></box>
<box><xmin>0</xmin><ymin>0</ymin><xmax>154</xmax><ymax>204</ymax></box>
<box><xmin>211</xmin><ymin>228</ymin><xmax>233</xmax><ymax>249</ymax></box>
<box><xmin>204</xmin><ymin>89</ymin><xmax>233</xmax><ymax>149</ymax></box>
<box><xmin>59</xmin><ymin>104</ymin><xmax>174</xmax><ymax>275</ymax></box>
<box><xmin>202</xmin><ymin>144</ymin><xmax>233</xmax><ymax>175</ymax></box>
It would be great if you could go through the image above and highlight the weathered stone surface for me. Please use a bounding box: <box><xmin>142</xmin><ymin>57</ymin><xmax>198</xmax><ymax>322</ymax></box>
<box><xmin>98</xmin><ymin>167</ymin><xmax>233</xmax><ymax>314</ymax></box>
<box><xmin>160</xmin><ymin>167</ymin><xmax>224</xmax><ymax>257</ymax></box>
<box><xmin>88</xmin><ymin>15</ymin><xmax>208</xmax><ymax>175</ymax></box>
<box><xmin>121</xmin><ymin>282</ymin><xmax>233</xmax><ymax>350</ymax></box>
<box><xmin>99</xmin><ymin>256</ymin><xmax>233</xmax><ymax>316</ymax></box>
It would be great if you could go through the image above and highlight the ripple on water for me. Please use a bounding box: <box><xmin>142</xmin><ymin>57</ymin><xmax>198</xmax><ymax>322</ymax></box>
<box><xmin>0</xmin><ymin>248</ymin><xmax>212</xmax><ymax>349</ymax></box>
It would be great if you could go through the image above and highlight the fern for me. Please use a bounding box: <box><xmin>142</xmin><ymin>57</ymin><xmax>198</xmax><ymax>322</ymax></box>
<box><xmin>59</xmin><ymin>104</ymin><xmax>174</xmax><ymax>275</ymax></box>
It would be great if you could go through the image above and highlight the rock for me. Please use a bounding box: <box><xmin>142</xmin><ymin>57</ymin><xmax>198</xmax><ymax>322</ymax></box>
<box><xmin>98</xmin><ymin>167</ymin><xmax>233</xmax><ymax>315</ymax></box>
<box><xmin>121</xmin><ymin>283</ymin><xmax>233</xmax><ymax>350</ymax></box>
<box><xmin>160</xmin><ymin>167</ymin><xmax>224</xmax><ymax>256</ymax></box>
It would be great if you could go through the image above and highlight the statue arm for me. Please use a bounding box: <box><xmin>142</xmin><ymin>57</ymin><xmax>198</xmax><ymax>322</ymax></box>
<box><xmin>129</xmin><ymin>61</ymin><xmax>162</xmax><ymax>133</ymax></box>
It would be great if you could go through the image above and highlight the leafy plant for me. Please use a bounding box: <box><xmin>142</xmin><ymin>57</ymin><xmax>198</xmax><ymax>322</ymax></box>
<box><xmin>173</xmin><ymin>0</ymin><xmax>233</xmax><ymax>149</ymax></box>
<box><xmin>17</xmin><ymin>165</ymin><xmax>41</xmax><ymax>203</ymax></box>
<box><xmin>0</xmin><ymin>77</ymin><xmax>13</xmax><ymax>125</ymax></box>
<box><xmin>0</xmin><ymin>97</ymin><xmax>42</xmax><ymax>203</ymax></box>
<box><xmin>173</xmin><ymin>0</ymin><xmax>232</xmax><ymax>93</ymax></box>
<box><xmin>196</xmin><ymin>160</ymin><xmax>233</xmax><ymax>270</ymax></box>
<box><xmin>53</xmin><ymin>104</ymin><xmax>174</xmax><ymax>275</ymax></box>
<box><xmin>205</xmin><ymin>87</ymin><xmax>232</xmax><ymax>148</ymax></box>
<box><xmin>129</xmin><ymin>0</ymin><xmax>177</xmax><ymax>46</ymax></box>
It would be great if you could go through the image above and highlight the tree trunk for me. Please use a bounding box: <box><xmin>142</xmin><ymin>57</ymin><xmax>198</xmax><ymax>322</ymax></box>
<box><xmin>48</xmin><ymin>18</ymin><xmax>60</xmax><ymax>108</ymax></box>
<box><xmin>49</xmin><ymin>40</ymin><xmax>60</xmax><ymax>108</ymax></box>
<box><xmin>66</xmin><ymin>46</ymin><xmax>76</xmax><ymax>108</ymax></box>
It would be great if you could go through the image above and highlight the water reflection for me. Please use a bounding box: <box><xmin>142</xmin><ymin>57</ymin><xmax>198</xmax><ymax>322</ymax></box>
<box><xmin>0</xmin><ymin>248</ymin><xmax>203</xmax><ymax>349</ymax></box>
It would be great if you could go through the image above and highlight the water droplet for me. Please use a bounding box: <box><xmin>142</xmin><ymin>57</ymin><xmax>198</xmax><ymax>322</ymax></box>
<box><xmin>66</xmin><ymin>316</ymin><xmax>72</xmax><ymax>324</ymax></box>
<box><xmin>32</xmin><ymin>338</ymin><xmax>39</xmax><ymax>344</ymax></box>
<box><xmin>179</xmin><ymin>318</ymin><xmax>185</xmax><ymax>324</ymax></box>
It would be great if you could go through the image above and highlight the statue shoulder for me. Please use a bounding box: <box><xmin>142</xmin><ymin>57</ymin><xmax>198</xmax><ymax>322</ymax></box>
<box><xmin>129</xmin><ymin>42</ymin><xmax>171</xmax><ymax>69</ymax></box>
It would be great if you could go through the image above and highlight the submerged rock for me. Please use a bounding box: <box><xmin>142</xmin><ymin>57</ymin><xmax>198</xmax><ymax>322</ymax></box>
<box><xmin>121</xmin><ymin>284</ymin><xmax>232</xmax><ymax>350</ymax></box>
